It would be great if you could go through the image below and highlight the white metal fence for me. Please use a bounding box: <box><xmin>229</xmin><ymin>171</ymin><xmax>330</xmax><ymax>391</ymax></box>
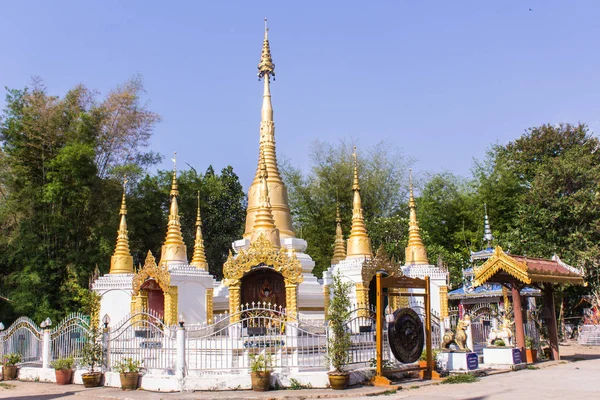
<box><xmin>0</xmin><ymin>317</ymin><xmax>43</xmax><ymax>363</ymax></box>
<box><xmin>50</xmin><ymin>313</ymin><xmax>91</xmax><ymax>362</ymax></box>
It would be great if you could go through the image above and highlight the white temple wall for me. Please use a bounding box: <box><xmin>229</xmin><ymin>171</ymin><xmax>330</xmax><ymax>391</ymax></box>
<box><xmin>171</xmin><ymin>273</ymin><xmax>215</xmax><ymax>325</ymax></box>
<box><xmin>98</xmin><ymin>288</ymin><xmax>132</xmax><ymax>327</ymax></box>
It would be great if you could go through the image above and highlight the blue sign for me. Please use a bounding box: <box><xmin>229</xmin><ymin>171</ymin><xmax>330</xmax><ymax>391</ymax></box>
<box><xmin>512</xmin><ymin>348</ymin><xmax>522</xmax><ymax>364</ymax></box>
<box><xmin>466</xmin><ymin>352</ymin><xmax>478</xmax><ymax>370</ymax></box>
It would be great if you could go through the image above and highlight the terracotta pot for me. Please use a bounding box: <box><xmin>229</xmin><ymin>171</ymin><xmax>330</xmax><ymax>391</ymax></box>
<box><xmin>55</xmin><ymin>369</ymin><xmax>73</xmax><ymax>385</ymax></box>
<box><xmin>82</xmin><ymin>372</ymin><xmax>103</xmax><ymax>388</ymax></box>
<box><xmin>328</xmin><ymin>372</ymin><xmax>350</xmax><ymax>390</ymax></box>
<box><xmin>119</xmin><ymin>372</ymin><xmax>139</xmax><ymax>390</ymax></box>
<box><xmin>2</xmin><ymin>366</ymin><xmax>18</xmax><ymax>380</ymax></box>
<box><xmin>525</xmin><ymin>349</ymin><xmax>537</xmax><ymax>364</ymax></box>
<box><xmin>250</xmin><ymin>371</ymin><xmax>271</xmax><ymax>392</ymax></box>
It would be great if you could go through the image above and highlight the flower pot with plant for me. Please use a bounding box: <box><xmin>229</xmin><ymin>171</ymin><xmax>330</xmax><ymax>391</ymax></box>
<box><xmin>249</xmin><ymin>353</ymin><xmax>272</xmax><ymax>391</ymax></box>
<box><xmin>114</xmin><ymin>358</ymin><xmax>141</xmax><ymax>390</ymax></box>
<box><xmin>2</xmin><ymin>353</ymin><xmax>22</xmax><ymax>380</ymax></box>
<box><xmin>525</xmin><ymin>336</ymin><xmax>537</xmax><ymax>363</ymax></box>
<box><xmin>81</xmin><ymin>327</ymin><xmax>105</xmax><ymax>387</ymax></box>
<box><xmin>326</xmin><ymin>273</ymin><xmax>353</xmax><ymax>390</ymax></box>
<box><xmin>51</xmin><ymin>357</ymin><xmax>74</xmax><ymax>385</ymax></box>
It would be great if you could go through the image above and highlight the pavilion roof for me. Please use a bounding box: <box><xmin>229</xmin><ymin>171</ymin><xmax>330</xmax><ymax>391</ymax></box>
<box><xmin>473</xmin><ymin>246</ymin><xmax>585</xmax><ymax>287</ymax></box>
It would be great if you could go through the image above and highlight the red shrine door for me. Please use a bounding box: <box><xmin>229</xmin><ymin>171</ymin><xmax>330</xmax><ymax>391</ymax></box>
<box><xmin>141</xmin><ymin>279</ymin><xmax>165</xmax><ymax>320</ymax></box>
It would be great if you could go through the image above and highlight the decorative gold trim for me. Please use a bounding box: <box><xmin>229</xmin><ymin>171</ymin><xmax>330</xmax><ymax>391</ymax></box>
<box><xmin>439</xmin><ymin>285</ymin><xmax>448</xmax><ymax>318</ymax></box>
<box><xmin>355</xmin><ymin>282</ymin><xmax>369</xmax><ymax>317</ymax></box>
<box><xmin>323</xmin><ymin>285</ymin><xmax>330</xmax><ymax>319</ymax></box>
<box><xmin>206</xmin><ymin>288</ymin><xmax>214</xmax><ymax>323</ymax></box>
<box><xmin>223</xmin><ymin>234</ymin><xmax>303</xmax><ymax>322</ymax></box>
<box><xmin>132</xmin><ymin>251</ymin><xmax>171</xmax><ymax>296</ymax></box>
<box><xmin>361</xmin><ymin>245</ymin><xmax>402</xmax><ymax>285</ymax></box>
<box><xmin>473</xmin><ymin>246</ymin><xmax>531</xmax><ymax>286</ymax></box>
<box><xmin>164</xmin><ymin>286</ymin><xmax>178</xmax><ymax>326</ymax></box>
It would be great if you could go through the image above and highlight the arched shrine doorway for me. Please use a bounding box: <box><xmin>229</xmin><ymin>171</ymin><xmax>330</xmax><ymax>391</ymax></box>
<box><xmin>241</xmin><ymin>268</ymin><xmax>286</xmax><ymax>309</ymax></box>
<box><xmin>141</xmin><ymin>279</ymin><xmax>165</xmax><ymax>319</ymax></box>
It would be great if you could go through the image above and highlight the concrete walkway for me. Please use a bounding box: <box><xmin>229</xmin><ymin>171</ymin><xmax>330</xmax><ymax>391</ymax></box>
<box><xmin>1</xmin><ymin>344</ymin><xmax>599</xmax><ymax>400</ymax></box>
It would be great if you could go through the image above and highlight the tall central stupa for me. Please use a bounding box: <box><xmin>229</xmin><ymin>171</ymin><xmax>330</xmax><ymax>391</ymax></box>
<box><xmin>243</xmin><ymin>21</ymin><xmax>295</xmax><ymax>240</ymax></box>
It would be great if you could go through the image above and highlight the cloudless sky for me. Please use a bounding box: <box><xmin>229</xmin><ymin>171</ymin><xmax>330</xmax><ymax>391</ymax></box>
<box><xmin>1</xmin><ymin>0</ymin><xmax>599</xmax><ymax>188</ymax></box>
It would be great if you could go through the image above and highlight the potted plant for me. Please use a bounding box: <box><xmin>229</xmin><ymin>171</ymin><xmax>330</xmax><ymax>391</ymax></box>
<box><xmin>81</xmin><ymin>327</ymin><xmax>105</xmax><ymax>387</ymax></box>
<box><xmin>525</xmin><ymin>336</ymin><xmax>537</xmax><ymax>363</ymax></box>
<box><xmin>114</xmin><ymin>358</ymin><xmax>141</xmax><ymax>390</ymax></box>
<box><xmin>51</xmin><ymin>357</ymin><xmax>74</xmax><ymax>385</ymax></box>
<box><xmin>249</xmin><ymin>353</ymin><xmax>272</xmax><ymax>391</ymax></box>
<box><xmin>2</xmin><ymin>353</ymin><xmax>21</xmax><ymax>380</ymax></box>
<box><xmin>326</xmin><ymin>273</ymin><xmax>353</xmax><ymax>390</ymax></box>
<box><xmin>418</xmin><ymin>349</ymin><xmax>428</xmax><ymax>368</ymax></box>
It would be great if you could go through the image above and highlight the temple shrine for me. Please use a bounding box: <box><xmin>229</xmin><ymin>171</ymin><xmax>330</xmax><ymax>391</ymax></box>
<box><xmin>92</xmin><ymin>21</ymin><xmax>450</xmax><ymax>331</ymax></box>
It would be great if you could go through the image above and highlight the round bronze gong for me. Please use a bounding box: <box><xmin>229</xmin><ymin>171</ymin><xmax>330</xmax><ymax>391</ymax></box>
<box><xmin>388</xmin><ymin>308</ymin><xmax>424</xmax><ymax>363</ymax></box>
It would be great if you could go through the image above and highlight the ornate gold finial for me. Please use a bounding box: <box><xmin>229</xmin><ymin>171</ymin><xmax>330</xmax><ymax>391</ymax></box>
<box><xmin>244</xmin><ymin>20</ymin><xmax>295</xmax><ymax>240</ymax></box>
<box><xmin>251</xmin><ymin>149</ymin><xmax>280</xmax><ymax>247</ymax></box>
<box><xmin>346</xmin><ymin>147</ymin><xmax>373</xmax><ymax>258</ymax></box>
<box><xmin>160</xmin><ymin>155</ymin><xmax>187</xmax><ymax>266</ymax></box>
<box><xmin>405</xmin><ymin>169</ymin><xmax>429</xmax><ymax>265</ymax></box>
<box><xmin>110</xmin><ymin>176</ymin><xmax>134</xmax><ymax>274</ymax></box>
<box><xmin>258</xmin><ymin>18</ymin><xmax>275</xmax><ymax>80</ymax></box>
<box><xmin>190</xmin><ymin>191</ymin><xmax>208</xmax><ymax>270</ymax></box>
<box><xmin>331</xmin><ymin>196</ymin><xmax>346</xmax><ymax>265</ymax></box>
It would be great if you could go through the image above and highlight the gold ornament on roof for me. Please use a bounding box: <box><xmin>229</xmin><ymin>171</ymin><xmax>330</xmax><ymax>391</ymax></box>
<box><xmin>251</xmin><ymin>150</ymin><xmax>281</xmax><ymax>247</ymax></box>
<box><xmin>258</xmin><ymin>18</ymin><xmax>275</xmax><ymax>80</ymax></box>
<box><xmin>405</xmin><ymin>169</ymin><xmax>429</xmax><ymax>265</ymax></box>
<box><xmin>132</xmin><ymin>251</ymin><xmax>171</xmax><ymax>296</ymax></box>
<box><xmin>346</xmin><ymin>147</ymin><xmax>373</xmax><ymax>258</ymax></box>
<box><xmin>110</xmin><ymin>176</ymin><xmax>134</xmax><ymax>274</ymax></box>
<box><xmin>361</xmin><ymin>245</ymin><xmax>402</xmax><ymax>285</ymax></box>
<box><xmin>223</xmin><ymin>234</ymin><xmax>303</xmax><ymax>286</ymax></box>
<box><xmin>190</xmin><ymin>191</ymin><xmax>208</xmax><ymax>270</ymax></box>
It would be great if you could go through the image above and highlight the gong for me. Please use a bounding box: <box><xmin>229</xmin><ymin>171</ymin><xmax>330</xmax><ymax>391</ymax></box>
<box><xmin>388</xmin><ymin>308</ymin><xmax>424</xmax><ymax>363</ymax></box>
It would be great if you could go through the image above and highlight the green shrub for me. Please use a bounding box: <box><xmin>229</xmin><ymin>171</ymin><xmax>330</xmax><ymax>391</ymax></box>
<box><xmin>288</xmin><ymin>378</ymin><xmax>312</xmax><ymax>390</ymax></box>
<box><xmin>50</xmin><ymin>357</ymin><xmax>74</xmax><ymax>371</ymax></box>
<box><xmin>249</xmin><ymin>353</ymin><xmax>272</xmax><ymax>373</ymax></box>
<box><xmin>81</xmin><ymin>328</ymin><xmax>104</xmax><ymax>373</ymax></box>
<box><xmin>113</xmin><ymin>358</ymin><xmax>141</xmax><ymax>373</ymax></box>
<box><xmin>326</xmin><ymin>273</ymin><xmax>353</xmax><ymax>373</ymax></box>
<box><xmin>2</xmin><ymin>353</ymin><xmax>22</xmax><ymax>366</ymax></box>
<box><xmin>493</xmin><ymin>339</ymin><xmax>506</xmax><ymax>347</ymax></box>
<box><xmin>525</xmin><ymin>336</ymin><xmax>534</xmax><ymax>349</ymax></box>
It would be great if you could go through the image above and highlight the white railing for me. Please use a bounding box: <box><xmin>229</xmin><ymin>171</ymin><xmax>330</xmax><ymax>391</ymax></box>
<box><xmin>50</xmin><ymin>313</ymin><xmax>91</xmax><ymax>362</ymax></box>
<box><xmin>0</xmin><ymin>317</ymin><xmax>43</xmax><ymax>363</ymax></box>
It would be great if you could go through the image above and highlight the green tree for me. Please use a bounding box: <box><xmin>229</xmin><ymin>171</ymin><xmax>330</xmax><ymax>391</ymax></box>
<box><xmin>281</xmin><ymin>139</ymin><xmax>411</xmax><ymax>278</ymax></box>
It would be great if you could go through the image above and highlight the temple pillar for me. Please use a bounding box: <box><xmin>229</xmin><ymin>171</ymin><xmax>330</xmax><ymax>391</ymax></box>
<box><xmin>355</xmin><ymin>282</ymin><xmax>369</xmax><ymax>317</ymax></box>
<box><xmin>511</xmin><ymin>282</ymin><xmax>526</xmax><ymax>357</ymax></box>
<box><xmin>229</xmin><ymin>283</ymin><xmax>241</xmax><ymax>323</ymax></box>
<box><xmin>544</xmin><ymin>284</ymin><xmax>560</xmax><ymax>360</ymax></box>
<box><xmin>206</xmin><ymin>288</ymin><xmax>214</xmax><ymax>324</ymax></box>
<box><xmin>285</xmin><ymin>282</ymin><xmax>298</xmax><ymax>321</ymax></box>
<box><xmin>164</xmin><ymin>286</ymin><xmax>178</xmax><ymax>326</ymax></box>
<box><xmin>323</xmin><ymin>284</ymin><xmax>330</xmax><ymax>319</ymax></box>
<box><xmin>439</xmin><ymin>285</ymin><xmax>449</xmax><ymax>319</ymax></box>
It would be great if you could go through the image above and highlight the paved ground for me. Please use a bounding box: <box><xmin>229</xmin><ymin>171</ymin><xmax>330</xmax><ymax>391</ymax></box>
<box><xmin>1</xmin><ymin>344</ymin><xmax>599</xmax><ymax>400</ymax></box>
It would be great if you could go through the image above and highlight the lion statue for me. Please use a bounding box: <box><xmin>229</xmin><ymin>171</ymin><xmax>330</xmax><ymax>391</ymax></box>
<box><xmin>488</xmin><ymin>316</ymin><xmax>513</xmax><ymax>346</ymax></box>
<box><xmin>442</xmin><ymin>318</ymin><xmax>471</xmax><ymax>352</ymax></box>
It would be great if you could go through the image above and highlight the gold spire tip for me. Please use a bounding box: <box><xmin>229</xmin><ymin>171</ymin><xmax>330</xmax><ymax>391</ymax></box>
<box><xmin>170</xmin><ymin>151</ymin><xmax>178</xmax><ymax>197</ymax></box>
<box><xmin>258</xmin><ymin>19</ymin><xmax>275</xmax><ymax>80</ymax></box>
<box><xmin>120</xmin><ymin>176</ymin><xmax>128</xmax><ymax>215</ymax></box>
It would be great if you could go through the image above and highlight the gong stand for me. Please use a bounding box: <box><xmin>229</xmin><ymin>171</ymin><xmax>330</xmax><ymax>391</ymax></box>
<box><xmin>372</xmin><ymin>273</ymin><xmax>441</xmax><ymax>388</ymax></box>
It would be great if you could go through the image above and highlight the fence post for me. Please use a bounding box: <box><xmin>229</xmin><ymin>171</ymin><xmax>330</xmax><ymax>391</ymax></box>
<box><xmin>176</xmin><ymin>325</ymin><xmax>186</xmax><ymax>380</ymax></box>
<box><xmin>102</xmin><ymin>326</ymin><xmax>110</xmax><ymax>372</ymax></box>
<box><xmin>42</xmin><ymin>328</ymin><xmax>51</xmax><ymax>368</ymax></box>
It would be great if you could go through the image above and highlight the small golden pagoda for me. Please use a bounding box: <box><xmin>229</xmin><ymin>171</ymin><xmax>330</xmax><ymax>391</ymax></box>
<box><xmin>190</xmin><ymin>191</ymin><xmax>208</xmax><ymax>270</ymax></box>
<box><xmin>160</xmin><ymin>154</ymin><xmax>188</xmax><ymax>266</ymax></box>
<box><xmin>346</xmin><ymin>148</ymin><xmax>373</xmax><ymax>259</ymax></box>
<box><xmin>109</xmin><ymin>178</ymin><xmax>134</xmax><ymax>274</ymax></box>
<box><xmin>405</xmin><ymin>169</ymin><xmax>428</xmax><ymax>265</ymax></box>
<box><xmin>331</xmin><ymin>201</ymin><xmax>346</xmax><ymax>265</ymax></box>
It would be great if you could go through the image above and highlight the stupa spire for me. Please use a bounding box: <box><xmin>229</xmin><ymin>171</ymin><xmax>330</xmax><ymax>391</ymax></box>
<box><xmin>251</xmin><ymin>149</ymin><xmax>281</xmax><ymax>247</ymax></box>
<box><xmin>160</xmin><ymin>152</ymin><xmax>188</xmax><ymax>266</ymax></box>
<box><xmin>244</xmin><ymin>19</ymin><xmax>295</xmax><ymax>240</ymax></box>
<box><xmin>483</xmin><ymin>203</ymin><xmax>494</xmax><ymax>250</ymax></box>
<box><xmin>331</xmin><ymin>196</ymin><xmax>346</xmax><ymax>265</ymax></box>
<box><xmin>405</xmin><ymin>169</ymin><xmax>429</xmax><ymax>265</ymax></box>
<box><xmin>109</xmin><ymin>177</ymin><xmax>134</xmax><ymax>274</ymax></box>
<box><xmin>190</xmin><ymin>191</ymin><xmax>208</xmax><ymax>270</ymax></box>
<box><xmin>346</xmin><ymin>147</ymin><xmax>373</xmax><ymax>258</ymax></box>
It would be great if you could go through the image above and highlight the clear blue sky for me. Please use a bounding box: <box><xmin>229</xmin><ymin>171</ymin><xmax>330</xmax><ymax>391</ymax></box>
<box><xmin>2</xmin><ymin>1</ymin><xmax>599</xmax><ymax>188</ymax></box>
